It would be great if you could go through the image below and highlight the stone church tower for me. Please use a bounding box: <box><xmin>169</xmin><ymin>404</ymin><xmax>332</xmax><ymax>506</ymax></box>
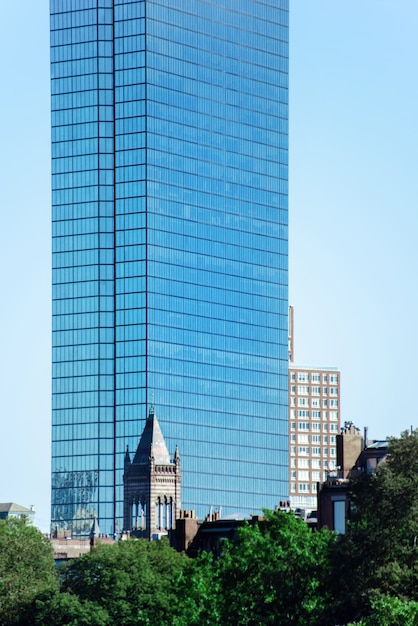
<box><xmin>123</xmin><ymin>405</ymin><xmax>181</xmax><ymax>539</ymax></box>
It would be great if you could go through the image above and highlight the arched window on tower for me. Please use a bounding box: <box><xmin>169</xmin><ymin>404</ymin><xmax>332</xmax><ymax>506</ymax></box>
<box><xmin>141</xmin><ymin>499</ymin><xmax>146</xmax><ymax>530</ymax></box>
<box><xmin>134</xmin><ymin>498</ymin><xmax>140</xmax><ymax>530</ymax></box>
<box><xmin>159</xmin><ymin>496</ymin><xmax>165</xmax><ymax>530</ymax></box>
<box><xmin>156</xmin><ymin>497</ymin><xmax>161</xmax><ymax>530</ymax></box>
<box><xmin>167</xmin><ymin>497</ymin><xmax>173</xmax><ymax>530</ymax></box>
<box><xmin>131</xmin><ymin>498</ymin><xmax>136</xmax><ymax>531</ymax></box>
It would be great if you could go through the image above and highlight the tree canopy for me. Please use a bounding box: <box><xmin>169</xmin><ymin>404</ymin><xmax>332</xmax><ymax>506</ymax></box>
<box><xmin>60</xmin><ymin>537</ymin><xmax>191</xmax><ymax>626</ymax></box>
<box><xmin>217</xmin><ymin>510</ymin><xmax>335</xmax><ymax>626</ymax></box>
<box><xmin>0</xmin><ymin>517</ymin><xmax>57</xmax><ymax>626</ymax></box>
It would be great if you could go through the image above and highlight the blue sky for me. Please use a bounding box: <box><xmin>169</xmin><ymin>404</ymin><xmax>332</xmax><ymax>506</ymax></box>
<box><xmin>0</xmin><ymin>2</ymin><xmax>417</xmax><ymax>531</ymax></box>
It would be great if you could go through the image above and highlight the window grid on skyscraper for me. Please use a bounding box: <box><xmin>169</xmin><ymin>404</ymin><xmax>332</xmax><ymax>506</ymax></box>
<box><xmin>51</xmin><ymin>0</ymin><xmax>289</xmax><ymax>536</ymax></box>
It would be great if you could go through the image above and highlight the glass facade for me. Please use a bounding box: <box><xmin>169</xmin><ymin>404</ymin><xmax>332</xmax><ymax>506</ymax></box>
<box><xmin>51</xmin><ymin>0</ymin><xmax>289</xmax><ymax>536</ymax></box>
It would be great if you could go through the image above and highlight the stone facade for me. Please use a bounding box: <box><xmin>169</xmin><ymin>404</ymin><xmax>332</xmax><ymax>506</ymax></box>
<box><xmin>123</xmin><ymin>406</ymin><xmax>181</xmax><ymax>539</ymax></box>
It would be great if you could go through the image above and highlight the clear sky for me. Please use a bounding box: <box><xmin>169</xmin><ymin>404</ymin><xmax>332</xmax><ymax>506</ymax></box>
<box><xmin>0</xmin><ymin>2</ymin><xmax>417</xmax><ymax>532</ymax></box>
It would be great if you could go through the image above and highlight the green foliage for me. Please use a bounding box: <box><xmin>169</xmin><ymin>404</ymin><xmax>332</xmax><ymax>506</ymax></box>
<box><xmin>61</xmin><ymin>538</ymin><xmax>190</xmax><ymax>626</ymax></box>
<box><xmin>0</xmin><ymin>517</ymin><xmax>57</xmax><ymax>626</ymax></box>
<box><xmin>217</xmin><ymin>510</ymin><xmax>335</xmax><ymax>626</ymax></box>
<box><xmin>349</xmin><ymin>595</ymin><xmax>418</xmax><ymax>626</ymax></box>
<box><xmin>173</xmin><ymin>550</ymin><xmax>221</xmax><ymax>626</ymax></box>
<box><xmin>25</xmin><ymin>591</ymin><xmax>111</xmax><ymax>626</ymax></box>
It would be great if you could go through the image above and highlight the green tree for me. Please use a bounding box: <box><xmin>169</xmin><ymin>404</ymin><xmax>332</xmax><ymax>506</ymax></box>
<box><xmin>331</xmin><ymin>429</ymin><xmax>418</xmax><ymax>623</ymax></box>
<box><xmin>216</xmin><ymin>510</ymin><xmax>335</xmax><ymax>626</ymax></box>
<box><xmin>22</xmin><ymin>591</ymin><xmax>111</xmax><ymax>626</ymax></box>
<box><xmin>348</xmin><ymin>595</ymin><xmax>418</xmax><ymax>626</ymax></box>
<box><xmin>0</xmin><ymin>517</ymin><xmax>57</xmax><ymax>626</ymax></box>
<box><xmin>173</xmin><ymin>550</ymin><xmax>221</xmax><ymax>626</ymax></box>
<box><xmin>61</xmin><ymin>538</ymin><xmax>190</xmax><ymax>626</ymax></box>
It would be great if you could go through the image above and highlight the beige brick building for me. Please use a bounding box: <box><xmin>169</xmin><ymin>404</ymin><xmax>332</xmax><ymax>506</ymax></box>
<box><xmin>288</xmin><ymin>365</ymin><xmax>341</xmax><ymax>511</ymax></box>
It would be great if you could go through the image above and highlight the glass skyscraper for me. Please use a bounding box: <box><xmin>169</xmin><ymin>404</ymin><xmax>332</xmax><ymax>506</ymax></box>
<box><xmin>51</xmin><ymin>0</ymin><xmax>289</xmax><ymax>536</ymax></box>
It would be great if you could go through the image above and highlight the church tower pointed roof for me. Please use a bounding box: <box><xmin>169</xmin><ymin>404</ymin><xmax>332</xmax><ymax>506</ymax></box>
<box><xmin>132</xmin><ymin>405</ymin><xmax>171</xmax><ymax>465</ymax></box>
